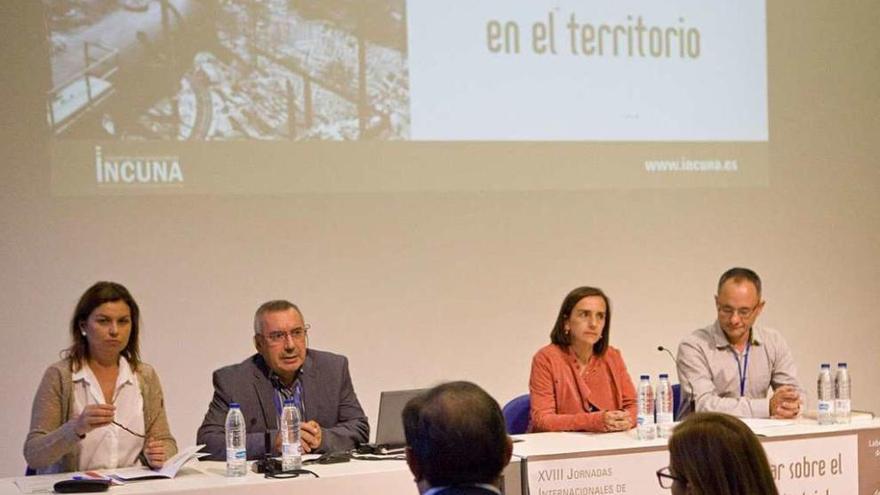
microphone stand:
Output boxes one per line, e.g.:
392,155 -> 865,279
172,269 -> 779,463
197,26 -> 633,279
657,345 -> 691,420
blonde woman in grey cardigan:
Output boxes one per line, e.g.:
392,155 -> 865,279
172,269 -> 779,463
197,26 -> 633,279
24,282 -> 177,474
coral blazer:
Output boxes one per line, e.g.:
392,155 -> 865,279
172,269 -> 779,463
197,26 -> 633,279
529,343 -> 637,432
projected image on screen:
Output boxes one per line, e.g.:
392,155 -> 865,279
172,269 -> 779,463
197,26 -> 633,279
41,0 -> 769,194
46,0 -> 409,141
408,1 -> 767,142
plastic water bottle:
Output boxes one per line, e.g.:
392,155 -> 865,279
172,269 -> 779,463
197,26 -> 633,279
280,399 -> 302,471
655,374 -> 674,438
225,403 -> 248,477
834,362 -> 851,424
636,375 -> 656,440
816,364 -> 834,425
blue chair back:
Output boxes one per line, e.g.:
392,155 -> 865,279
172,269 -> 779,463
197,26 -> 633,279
672,383 -> 682,421
502,394 -> 531,434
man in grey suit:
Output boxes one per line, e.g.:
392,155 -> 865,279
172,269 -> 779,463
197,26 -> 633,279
197,300 -> 368,459
403,381 -> 512,495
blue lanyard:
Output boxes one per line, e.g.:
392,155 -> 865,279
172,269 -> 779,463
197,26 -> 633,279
735,339 -> 751,397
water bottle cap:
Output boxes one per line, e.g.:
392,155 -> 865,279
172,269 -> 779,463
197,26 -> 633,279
837,362 -> 847,367
229,402 -> 241,409
659,373 -> 668,379
820,363 -> 830,368
640,374 -> 650,380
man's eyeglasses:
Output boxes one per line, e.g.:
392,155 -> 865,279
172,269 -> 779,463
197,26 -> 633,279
262,324 -> 310,345
656,466 -> 687,489
717,303 -> 760,319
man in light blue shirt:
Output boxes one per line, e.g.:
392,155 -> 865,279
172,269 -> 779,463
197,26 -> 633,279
677,268 -> 802,418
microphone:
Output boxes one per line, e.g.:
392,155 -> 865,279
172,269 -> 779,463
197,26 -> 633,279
657,345 -> 676,367
657,345 -> 690,420
254,431 -> 281,474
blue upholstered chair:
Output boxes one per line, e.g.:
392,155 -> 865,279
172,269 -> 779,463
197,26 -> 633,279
672,383 -> 682,421
502,394 -> 531,434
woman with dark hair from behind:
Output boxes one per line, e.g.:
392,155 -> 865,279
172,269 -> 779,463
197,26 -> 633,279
528,286 -> 636,433
657,412 -> 779,495
24,282 -> 177,474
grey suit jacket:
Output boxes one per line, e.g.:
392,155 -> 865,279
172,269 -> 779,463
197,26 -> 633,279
196,350 -> 368,459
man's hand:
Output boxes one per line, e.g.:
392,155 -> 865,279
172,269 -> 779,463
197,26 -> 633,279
770,385 -> 801,419
300,420 -> 322,453
603,410 -> 632,431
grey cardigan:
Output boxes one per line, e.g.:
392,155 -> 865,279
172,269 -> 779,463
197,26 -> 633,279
24,359 -> 178,474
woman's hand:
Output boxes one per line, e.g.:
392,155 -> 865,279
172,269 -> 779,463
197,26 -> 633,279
603,410 -> 632,432
144,438 -> 166,468
74,404 -> 116,437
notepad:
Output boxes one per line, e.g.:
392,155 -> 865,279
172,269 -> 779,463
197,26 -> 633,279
110,445 -> 208,481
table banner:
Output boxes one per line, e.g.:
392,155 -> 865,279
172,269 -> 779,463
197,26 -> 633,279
858,428 -> 880,494
526,450 -> 668,495
761,435 -> 858,495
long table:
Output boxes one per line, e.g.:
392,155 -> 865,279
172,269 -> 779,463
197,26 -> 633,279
3,456 -> 523,495
5,419 -> 878,495
512,418 -> 880,495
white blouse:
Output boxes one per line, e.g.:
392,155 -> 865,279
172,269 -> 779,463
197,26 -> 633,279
72,359 -> 145,470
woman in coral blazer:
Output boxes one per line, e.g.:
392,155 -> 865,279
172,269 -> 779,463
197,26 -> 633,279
529,286 -> 637,432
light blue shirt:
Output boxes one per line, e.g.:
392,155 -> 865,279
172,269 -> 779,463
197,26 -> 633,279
676,321 -> 801,418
